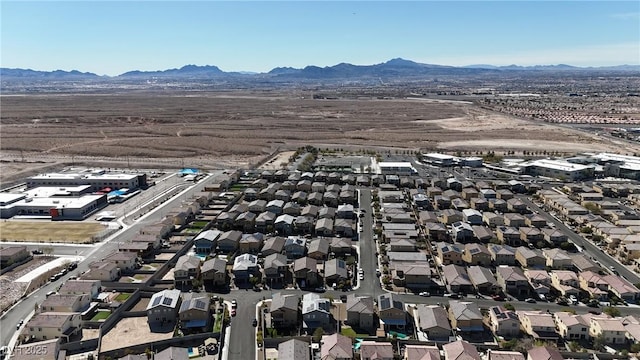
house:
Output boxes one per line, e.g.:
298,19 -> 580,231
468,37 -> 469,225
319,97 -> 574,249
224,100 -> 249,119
554,312 -> 590,340
275,189 -> 292,203
330,237 -> 353,256
307,238 -> 329,260
302,204 -> 320,218
193,230 -> 221,254
443,340 -> 481,360
437,242 -> 464,266
448,300 -> 483,332
489,245 -> 516,266
404,345 -> 440,360
323,192 -> 339,207
504,213 -> 525,228
315,218 -> 334,237
359,341 -> 394,360
467,266 -> 499,294
518,311 -> 558,340
325,258 -> 348,285
507,198 -> 528,213
217,230 -> 242,253
131,234 -> 161,251
83,261 -> 119,281
472,225 -> 495,242
275,214 -> 296,235
283,201 -> 301,216
278,339 -> 310,360
378,294 -> 406,328
201,257 -> 227,287
146,289 -> 181,326
266,199 -> 285,215
439,209 -> 463,225
294,215 -> 315,234
248,199 -> 267,213
346,294 -> 375,331
392,264 -> 431,289
40,294 -> 90,313
321,334 -> 353,360
496,266 -> 529,297
488,350 -> 524,360
103,251 -> 138,272
526,214 -> 548,228
261,236 -> 286,257
11,339 -> 61,360
294,257 -> 319,287
179,292 -> 210,331
336,204 -> 354,219
463,209 -> 483,225
24,312 -> 81,342
426,222 -> 448,242
462,243 -> 491,266
603,274 -> 640,302
270,293 -> 299,328
232,253 -> 258,282
174,255 -> 201,287
442,264 -> 474,294
302,293 -> 332,331
239,232 -> 263,254
154,347 -> 189,360
570,254 -> 599,273
524,270 -> 551,297
334,218 -> 355,237
542,228 -> 568,245
489,306 -> 520,338
578,271 -> 608,301
519,227 -> 543,245
264,253 -> 288,285
550,270 -> 580,297
285,236 -> 307,259
58,280 -> 101,299
452,221 -> 475,243
255,211 -> 277,233
589,317 -> 626,344
543,249 -> 573,269
497,226 -> 522,247
483,212 -> 504,228
415,304 -> 451,340
389,238 -> 417,252
318,207 -> 336,219
0,246 -> 30,268
527,347 -> 563,360
515,247 -> 545,268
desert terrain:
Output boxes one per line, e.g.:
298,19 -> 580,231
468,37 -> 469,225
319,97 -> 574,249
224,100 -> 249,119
1,92 -> 637,182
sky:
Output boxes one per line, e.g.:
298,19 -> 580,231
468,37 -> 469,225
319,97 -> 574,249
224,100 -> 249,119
1,1 -> 639,76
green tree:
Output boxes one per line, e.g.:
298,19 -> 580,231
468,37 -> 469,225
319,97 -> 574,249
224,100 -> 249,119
504,303 -> 515,311
630,342 -> 640,353
580,227 -> 593,234
592,334 -> 606,351
312,327 -> 324,342
603,306 -> 621,317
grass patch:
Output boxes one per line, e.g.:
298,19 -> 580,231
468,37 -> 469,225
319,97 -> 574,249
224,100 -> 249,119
91,311 -> 111,321
133,274 -> 146,280
115,293 -> 131,302
229,185 -> 247,191
190,221 -> 209,229
213,313 -> 223,333
0,221 -> 106,243
341,327 -> 357,338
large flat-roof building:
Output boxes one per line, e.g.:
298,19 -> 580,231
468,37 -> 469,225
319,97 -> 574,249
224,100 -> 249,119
0,190 -> 107,220
523,159 -> 594,181
423,153 -> 455,167
377,162 -> 418,175
26,170 -> 147,191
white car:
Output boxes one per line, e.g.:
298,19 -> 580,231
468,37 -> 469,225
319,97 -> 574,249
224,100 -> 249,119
419,292 -> 431,297
358,268 -> 364,275
359,273 -> 364,280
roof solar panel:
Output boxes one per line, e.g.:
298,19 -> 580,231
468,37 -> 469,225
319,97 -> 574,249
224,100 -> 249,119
152,296 -> 162,307
195,300 -> 206,310
162,297 -> 173,306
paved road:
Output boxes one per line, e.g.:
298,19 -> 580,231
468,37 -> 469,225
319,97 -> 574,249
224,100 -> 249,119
358,189 -> 384,299
519,195 -> 640,284
0,172 -> 221,348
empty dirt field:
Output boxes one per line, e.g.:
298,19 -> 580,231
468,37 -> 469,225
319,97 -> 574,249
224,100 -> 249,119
0,221 -> 107,243
1,92 -> 636,175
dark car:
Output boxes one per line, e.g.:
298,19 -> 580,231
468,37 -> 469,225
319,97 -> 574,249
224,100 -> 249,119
68,262 -> 78,270
252,319 -> 258,327
32,249 -> 43,255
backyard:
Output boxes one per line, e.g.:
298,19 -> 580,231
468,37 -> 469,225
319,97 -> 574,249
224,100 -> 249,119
91,311 -> 111,321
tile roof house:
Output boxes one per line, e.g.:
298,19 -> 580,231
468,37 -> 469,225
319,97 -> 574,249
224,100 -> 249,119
359,341 -> 394,360
589,317 -> 626,344
174,255 -> 201,287
518,311 -> 558,340
40,294 -> 90,313
278,339 -> 310,360
275,214 -> 296,235
255,211 -> 277,233
320,333 -> 353,360
392,263 -> 431,290
284,236 -> 307,259
516,247 -> 546,268
264,253 -> 289,284
524,270 -> 551,297
488,350 -> 525,360
489,306 -> 520,338
462,243 -> 491,266
346,295 -> 375,331
437,242 -> 464,266
154,347 -> 189,360
24,312 -> 81,342
293,257 -> 319,287
526,346 -> 563,360
603,274 -> 640,302
270,293 -> 299,328
550,270 -> 580,297
232,253 -> 258,282
84,261 -> 119,282
194,229 -> 221,254
58,280 -> 101,299
496,266 -> 529,297
261,236 -> 286,256
578,271 -> 608,301
179,292 -> 211,330
201,257 -> 227,287
570,254 -> 599,273
307,238 -> 330,260
217,230 -> 242,253
448,300 -> 483,332
415,304 -> 451,340
442,264 -> 474,294
146,289 -> 181,326
238,232 -> 263,253
302,293 -> 332,331
543,248 -> 573,269
467,265 -> 499,294
554,311 -> 591,340
489,245 -> 516,266
324,258 -> 348,284
403,345 -> 440,360
378,294 -> 406,328
443,340 -> 481,360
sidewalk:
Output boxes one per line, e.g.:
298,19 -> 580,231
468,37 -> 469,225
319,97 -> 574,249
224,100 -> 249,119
220,300 -> 232,360
14,256 -> 84,283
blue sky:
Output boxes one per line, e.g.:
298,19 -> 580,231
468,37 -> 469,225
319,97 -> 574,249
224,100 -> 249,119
1,1 -> 639,75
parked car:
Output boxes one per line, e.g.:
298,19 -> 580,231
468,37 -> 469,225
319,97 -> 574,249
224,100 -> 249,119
359,273 -> 364,280
31,249 -> 43,255
46,291 -> 56,297
313,287 -> 326,293
231,299 -> 237,308
419,292 -> 431,297
231,309 -> 236,317
16,319 -> 23,329
525,298 -> 537,304
252,318 -> 258,327
68,262 -> 78,270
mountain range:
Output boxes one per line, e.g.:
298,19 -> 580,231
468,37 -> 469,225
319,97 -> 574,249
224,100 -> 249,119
2,58 -> 639,81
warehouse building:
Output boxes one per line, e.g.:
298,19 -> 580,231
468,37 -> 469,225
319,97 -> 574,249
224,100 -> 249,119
26,170 -> 147,191
522,159 -> 594,181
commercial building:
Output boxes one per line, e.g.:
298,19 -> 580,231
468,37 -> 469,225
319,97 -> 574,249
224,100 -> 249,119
423,153 -> 455,167
377,162 -> 418,175
522,159 -> 594,181
26,170 -> 147,191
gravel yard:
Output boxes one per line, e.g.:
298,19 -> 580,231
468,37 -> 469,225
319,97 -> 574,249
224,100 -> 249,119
0,256 -> 56,312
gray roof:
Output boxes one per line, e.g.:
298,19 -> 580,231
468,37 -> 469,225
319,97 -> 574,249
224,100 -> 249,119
194,229 -> 222,242
271,293 -> 299,312
467,266 -> 497,287
233,253 -> 258,271
307,238 -> 330,255
293,257 -> 317,272
449,300 -> 482,321
261,236 -> 286,253
154,347 -> 189,360
378,293 -> 404,311
264,253 -> 288,269
417,304 -> 451,331
324,258 -> 347,279
278,339 -> 310,360
201,257 -> 226,274
175,255 -> 201,272
442,265 -> 472,287
346,295 -> 374,314
147,289 -> 181,310
179,293 -> 210,314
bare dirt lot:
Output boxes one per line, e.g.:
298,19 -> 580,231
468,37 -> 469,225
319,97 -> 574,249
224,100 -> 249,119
0,221 -> 107,243
1,92 -> 636,179
100,316 -> 174,352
